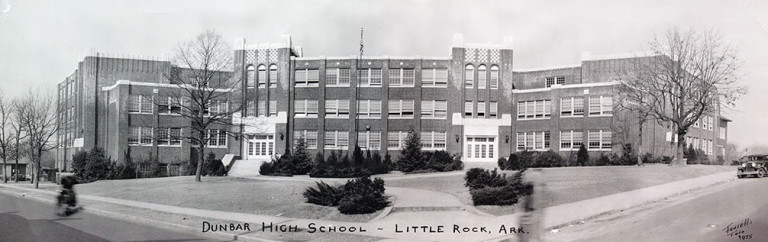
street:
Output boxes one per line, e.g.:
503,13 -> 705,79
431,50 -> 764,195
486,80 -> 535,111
0,191 -> 211,242
549,176 -> 768,242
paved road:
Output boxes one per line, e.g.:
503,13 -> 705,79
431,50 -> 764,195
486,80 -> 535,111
0,192 -> 211,242
549,177 -> 768,242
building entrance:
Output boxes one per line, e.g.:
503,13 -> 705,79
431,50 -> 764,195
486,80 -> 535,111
245,134 -> 274,160
465,136 -> 496,162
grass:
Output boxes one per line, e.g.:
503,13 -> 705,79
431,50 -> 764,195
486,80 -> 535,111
47,176 -> 382,223
385,164 -> 734,215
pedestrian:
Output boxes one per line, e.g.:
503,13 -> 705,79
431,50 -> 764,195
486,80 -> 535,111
56,175 -> 81,216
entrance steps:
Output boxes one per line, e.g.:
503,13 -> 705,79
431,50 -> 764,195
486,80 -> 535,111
227,159 -> 266,177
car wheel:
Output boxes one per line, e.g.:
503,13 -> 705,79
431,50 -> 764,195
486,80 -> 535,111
759,170 -> 766,178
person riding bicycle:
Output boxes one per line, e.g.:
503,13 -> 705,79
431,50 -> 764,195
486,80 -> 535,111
56,175 -> 79,216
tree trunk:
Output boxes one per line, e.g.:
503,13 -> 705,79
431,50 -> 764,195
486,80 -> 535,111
196,144 -> 204,182
14,136 -> 19,183
3,157 -> 6,183
34,155 -> 40,189
637,122 -> 643,166
675,131 -> 687,166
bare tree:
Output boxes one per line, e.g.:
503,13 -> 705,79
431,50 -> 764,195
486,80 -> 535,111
620,28 -> 746,166
165,30 -> 243,182
724,143 -> 744,164
616,79 -> 656,166
0,89 -> 11,182
16,90 -> 58,188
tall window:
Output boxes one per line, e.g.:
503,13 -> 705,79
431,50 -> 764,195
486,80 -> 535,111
388,100 -> 415,119
269,100 -> 277,117
324,131 -> 349,149
207,129 -> 227,147
257,65 -> 266,88
477,65 -> 487,89
325,100 -> 350,118
560,130 -> 584,150
357,131 -> 381,150
422,69 -> 448,87
517,100 -> 551,120
268,64 -> 278,88
158,97 -> 182,115
246,65 -> 256,88
128,127 -> 153,145
465,65 -> 474,88
387,131 -> 408,150
295,69 -> 319,87
294,100 -> 319,118
326,68 -> 351,87
560,97 -> 584,117
516,131 -> 550,151
588,130 -> 612,150
357,100 -> 382,119
421,100 -> 447,119
490,65 -> 499,89
128,95 -> 152,114
294,130 -> 318,149
205,100 -> 228,116
258,100 -> 266,117
157,128 -> 182,146
421,131 -> 447,150
489,102 -> 498,118
465,101 -> 473,117
545,76 -> 566,88
357,68 -> 382,86
388,68 -> 415,87
719,126 -> 726,140
588,96 -> 613,116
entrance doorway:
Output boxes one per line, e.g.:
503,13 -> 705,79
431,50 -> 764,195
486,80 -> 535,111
465,136 -> 496,162
245,134 -> 274,160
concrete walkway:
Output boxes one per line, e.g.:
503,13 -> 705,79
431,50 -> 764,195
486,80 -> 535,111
0,170 -> 736,242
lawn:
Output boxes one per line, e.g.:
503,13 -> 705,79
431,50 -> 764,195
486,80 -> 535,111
50,176 -> 382,223
385,164 -> 734,215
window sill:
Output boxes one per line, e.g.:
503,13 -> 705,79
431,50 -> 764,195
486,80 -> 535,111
128,144 -> 153,147
294,115 -> 319,118
324,147 -> 349,150
421,85 -> 447,88
388,117 -> 414,120
325,116 -> 350,119
129,112 -> 153,115
560,115 -> 584,118
357,116 -> 382,119
421,117 -> 447,120
326,85 -> 351,88
389,85 -> 416,88
517,118 -> 552,121
295,85 -> 320,88
588,114 -> 613,117
158,145 -> 182,147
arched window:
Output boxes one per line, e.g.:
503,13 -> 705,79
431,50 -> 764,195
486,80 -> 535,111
257,65 -> 266,88
477,65 -> 487,89
246,65 -> 256,88
464,64 -> 475,88
269,64 -> 278,88
490,65 -> 499,89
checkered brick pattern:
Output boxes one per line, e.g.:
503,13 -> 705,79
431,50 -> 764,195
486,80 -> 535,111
490,49 -> 501,63
246,50 -> 256,64
268,49 -> 278,63
257,50 -> 267,63
478,49 -> 488,62
466,48 -> 476,62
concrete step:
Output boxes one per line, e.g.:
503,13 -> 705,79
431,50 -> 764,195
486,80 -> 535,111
227,160 -> 266,177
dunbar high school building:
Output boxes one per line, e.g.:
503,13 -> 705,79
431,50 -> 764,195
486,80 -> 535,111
55,34 -> 730,176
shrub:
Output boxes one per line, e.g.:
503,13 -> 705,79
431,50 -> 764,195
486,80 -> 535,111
109,160 -> 137,180
464,168 -> 508,190
338,177 -> 390,214
259,161 -> 274,175
72,147 -> 113,183
592,154 -> 610,166
422,150 -> 463,172
303,181 -> 344,206
397,130 -> 424,172
533,150 -> 564,167
291,138 -> 313,175
204,153 -> 227,176
465,168 -> 531,206
576,144 -> 589,166
383,153 -> 393,170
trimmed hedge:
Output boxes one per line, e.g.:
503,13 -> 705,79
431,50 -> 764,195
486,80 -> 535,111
464,168 -> 531,206
303,181 -> 343,206
302,177 -> 390,214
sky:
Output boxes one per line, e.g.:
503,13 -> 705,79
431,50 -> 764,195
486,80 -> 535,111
0,0 -> 766,149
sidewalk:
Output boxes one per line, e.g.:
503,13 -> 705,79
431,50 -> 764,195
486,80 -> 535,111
0,170 -> 736,242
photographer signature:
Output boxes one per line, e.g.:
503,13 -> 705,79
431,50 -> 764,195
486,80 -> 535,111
723,218 -> 752,240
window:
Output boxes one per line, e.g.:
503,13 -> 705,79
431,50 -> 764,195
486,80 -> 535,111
693,137 -> 700,149
560,130 -> 584,150
205,100 -> 228,116
587,130 -> 612,150
422,69 -> 448,87
477,101 -> 486,117
325,100 -> 350,118
421,131 -> 447,150
465,65 -> 474,88
517,100 -> 552,120
489,102 -> 498,118
248,135 -> 274,157
257,65 -> 266,88
387,131 -> 408,150
269,100 -> 277,117
388,100 -> 414,119
129,127 -> 152,146
258,100 -> 266,117
157,128 -> 182,146
357,100 -> 382,119
268,64 -> 278,88
158,97 -> 182,115
388,68 -> 415,87
490,66 -> 499,89
357,68 -> 382,87
477,65 -> 487,89
294,100 -> 318,118
326,68 -> 351,87
588,96 -> 613,116
693,119 -> 700,128
516,131 -> 550,151
465,101 -> 473,117
295,69 -> 319,87
129,95 -> 152,113
324,131 -> 349,149
707,139 -> 713,155
357,131 -> 381,150
247,65 -> 256,88
206,129 -> 227,147
719,126 -> 726,140
421,100 -> 447,119
545,76 -> 566,88
560,97 -> 584,117
294,130 -> 318,149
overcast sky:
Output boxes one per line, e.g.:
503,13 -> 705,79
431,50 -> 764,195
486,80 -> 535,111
0,0 -> 766,149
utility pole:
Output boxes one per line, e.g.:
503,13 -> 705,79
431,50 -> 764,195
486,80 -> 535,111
355,28 -> 364,150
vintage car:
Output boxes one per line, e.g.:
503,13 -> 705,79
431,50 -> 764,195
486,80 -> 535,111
737,161 -> 767,179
